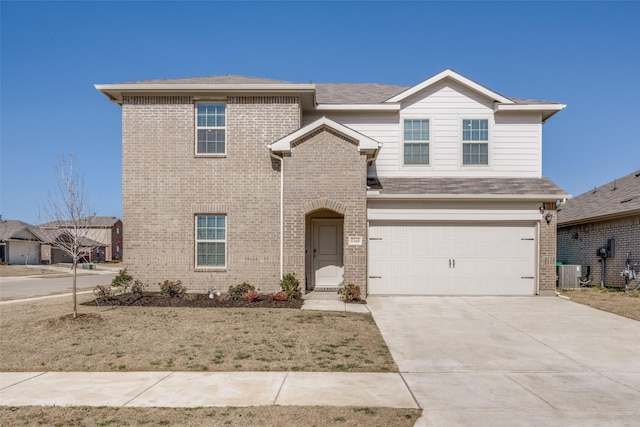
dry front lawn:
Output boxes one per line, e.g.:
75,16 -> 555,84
560,287 -> 640,321
0,294 -> 397,373
0,406 -> 421,427
0,264 -> 70,278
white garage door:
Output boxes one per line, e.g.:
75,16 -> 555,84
368,222 -> 536,295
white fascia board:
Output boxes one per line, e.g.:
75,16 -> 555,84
385,69 -> 513,104
94,83 -> 316,91
315,104 -> 400,111
367,192 -> 567,202
94,83 -> 316,103
495,104 -> 566,112
270,116 -> 380,153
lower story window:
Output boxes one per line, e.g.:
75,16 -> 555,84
463,143 -> 488,165
404,143 -> 429,165
196,215 -> 226,267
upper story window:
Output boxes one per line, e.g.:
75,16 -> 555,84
196,103 -> 226,155
403,119 -> 430,165
462,119 -> 489,165
196,215 -> 226,268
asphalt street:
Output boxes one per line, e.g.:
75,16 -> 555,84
0,271 -> 117,301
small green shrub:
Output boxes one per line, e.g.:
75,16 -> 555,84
159,280 -> 186,298
111,268 -> 133,293
269,291 -> 289,301
241,291 -> 262,302
338,283 -> 361,302
280,273 -> 301,299
228,282 -> 255,300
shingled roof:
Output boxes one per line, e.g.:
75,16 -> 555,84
39,216 -> 120,228
103,73 -> 561,106
315,83 -> 408,104
557,169 -> 640,226
367,177 -> 567,201
123,75 -> 298,85
0,220 -> 41,241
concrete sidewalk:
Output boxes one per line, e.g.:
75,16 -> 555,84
0,371 -> 418,409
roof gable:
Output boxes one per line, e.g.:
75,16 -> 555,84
269,117 -> 380,153
558,169 -> 640,226
385,69 -> 513,104
0,220 -> 41,242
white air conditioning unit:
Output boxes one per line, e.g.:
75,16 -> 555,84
557,265 -> 582,289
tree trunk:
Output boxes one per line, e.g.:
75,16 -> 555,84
72,261 -> 78,318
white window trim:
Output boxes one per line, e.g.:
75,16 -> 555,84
195,102 -> 227,157
460,116 -> 491,167
400,116 -> 431,168
194,214 -> 227,270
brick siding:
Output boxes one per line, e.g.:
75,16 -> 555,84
558,214 -> 640,288
539,202 -> 559,295
122,96 -> 299,292
282,128 -> 368,292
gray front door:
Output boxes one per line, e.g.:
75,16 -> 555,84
312,219 -> 344,288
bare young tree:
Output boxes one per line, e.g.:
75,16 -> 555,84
40,155 -> 97,318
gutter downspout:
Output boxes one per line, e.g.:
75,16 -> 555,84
366,143 -> 383,166
269,149 -> 284,280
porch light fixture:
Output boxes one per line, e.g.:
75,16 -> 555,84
545,212 -> 553,224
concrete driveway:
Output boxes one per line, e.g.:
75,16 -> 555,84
367,296 -> 640,426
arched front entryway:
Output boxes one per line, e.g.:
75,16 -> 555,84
306,209 -> 344,291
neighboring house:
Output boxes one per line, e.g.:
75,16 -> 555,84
96,69 -> 567,296
39,216 -> 123,262
0,220 -> 42,265
37,228 -> 107,265
557,170 -> 640,288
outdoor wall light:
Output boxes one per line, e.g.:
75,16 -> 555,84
545,212 -> 553,224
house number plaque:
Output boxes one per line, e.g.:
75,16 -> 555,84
348,236 -> 363,246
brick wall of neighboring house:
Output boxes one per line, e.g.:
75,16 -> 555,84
122,95 -> 299,292
111,220 -> 123,261
282,127 -> 368,292
557,214 -> 640,288
539,202 -> 559,295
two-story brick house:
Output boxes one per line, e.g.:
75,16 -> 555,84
97,69 -> 566,295
40,216 -> 123,262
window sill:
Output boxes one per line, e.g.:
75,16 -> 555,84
401,164 -> 431,168
195,154 -> 227,158
194,267 -> 227,272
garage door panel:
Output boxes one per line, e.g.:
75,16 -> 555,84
369,223 -> 536,295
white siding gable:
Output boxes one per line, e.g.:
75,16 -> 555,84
305,79 -> 543,179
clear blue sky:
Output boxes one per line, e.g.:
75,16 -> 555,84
2,1 -> 639,224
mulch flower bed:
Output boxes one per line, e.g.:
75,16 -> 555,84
84,292 -> 304,309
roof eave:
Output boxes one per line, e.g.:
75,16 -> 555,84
367,192 -> 568,202
558,209 -> 640,228
495,103 -> 567,122
94,83 -> 316,104
315,103 -> 400,112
